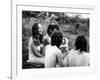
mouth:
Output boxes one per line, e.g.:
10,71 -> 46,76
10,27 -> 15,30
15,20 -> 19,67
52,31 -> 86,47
39,31 -> 43,34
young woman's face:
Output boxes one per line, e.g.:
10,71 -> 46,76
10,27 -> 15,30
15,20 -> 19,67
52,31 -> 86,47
38,24 -> 43,35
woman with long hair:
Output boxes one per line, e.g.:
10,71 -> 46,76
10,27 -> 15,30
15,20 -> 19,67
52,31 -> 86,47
63,35 -> 90,67
27,23 -> 44,65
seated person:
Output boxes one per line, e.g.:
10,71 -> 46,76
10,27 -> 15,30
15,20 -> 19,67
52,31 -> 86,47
42,38 -> 50,56
27,23 -> 44,64
59,37 -> 69,54
45,30 -> 64,68
43,24 -> 60,44
42,24 -> 60,56
63,35 -> 90,67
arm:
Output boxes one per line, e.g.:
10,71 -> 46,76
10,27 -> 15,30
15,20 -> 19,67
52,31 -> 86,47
57,52 -> 64,67
31,44 -> 43,57
28,38 -> 43,57
64,37 -> 69,52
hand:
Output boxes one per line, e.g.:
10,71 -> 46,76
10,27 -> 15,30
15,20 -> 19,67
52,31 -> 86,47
63,52 -> 68,59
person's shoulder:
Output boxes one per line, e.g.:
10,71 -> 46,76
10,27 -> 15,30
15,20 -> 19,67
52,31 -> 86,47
64,37 -> 68,41
29,36 -> 32,41
63,37 -> 69,46
45,45 -> 51,49
58,48 -> 62,53
80,52 -> 90,64
83,52 -> 90,59
69,49 -> 76,54
55,48 -> 63,58
54,47 -> 62,56
48,46 -> 61,54
45,45 -> 52,52
67,49 -> 76,57
28,37 -> 34,46
64,37 -> 68,42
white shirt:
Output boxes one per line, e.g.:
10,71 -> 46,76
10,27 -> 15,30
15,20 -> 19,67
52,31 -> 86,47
45,45 -> 63,67
63,49 -> 90,67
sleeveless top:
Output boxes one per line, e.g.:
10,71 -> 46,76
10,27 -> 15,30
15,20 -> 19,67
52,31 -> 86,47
28,37 -> 41,60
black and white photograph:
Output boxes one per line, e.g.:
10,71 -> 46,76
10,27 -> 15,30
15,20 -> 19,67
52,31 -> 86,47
1,0 -> 99,80
22,10 -> 90,69
11,1 -> 97,79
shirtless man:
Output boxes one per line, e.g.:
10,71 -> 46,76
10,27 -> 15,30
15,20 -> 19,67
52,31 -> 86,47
45,30 -> 64,68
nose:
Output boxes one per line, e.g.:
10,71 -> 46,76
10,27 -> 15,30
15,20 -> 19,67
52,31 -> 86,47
38,28 -> 43,34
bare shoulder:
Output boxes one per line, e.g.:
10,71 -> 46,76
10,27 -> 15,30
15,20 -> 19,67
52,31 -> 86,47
28,37 -> 35,48
56,48 -> 63,58
68,49 -> 76,55
83,52 -> 90,59
28,37 -> 33,44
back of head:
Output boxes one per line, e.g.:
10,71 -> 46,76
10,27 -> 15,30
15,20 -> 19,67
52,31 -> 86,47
47,24 -> 59,36
51,30 -> 63,48
75,35 -> 87,52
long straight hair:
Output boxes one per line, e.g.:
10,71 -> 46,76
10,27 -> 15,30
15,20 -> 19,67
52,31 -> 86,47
32,23 -> 43,45
75,35 -> 87,52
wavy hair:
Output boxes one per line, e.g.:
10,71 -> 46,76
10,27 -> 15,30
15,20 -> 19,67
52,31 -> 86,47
47,24 -> 59,36
32,23 -> 43,45
51,30 -> 63,48
75,35 -> 87,52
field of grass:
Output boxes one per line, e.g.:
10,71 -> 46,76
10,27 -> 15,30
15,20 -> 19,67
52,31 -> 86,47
22,15 -> 89,69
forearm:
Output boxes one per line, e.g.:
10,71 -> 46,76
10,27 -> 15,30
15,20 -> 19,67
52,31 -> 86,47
35,52 -> 44,57
57,55 -> 64,67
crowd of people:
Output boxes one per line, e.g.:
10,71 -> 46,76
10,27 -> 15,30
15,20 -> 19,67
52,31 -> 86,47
27,22 -> 90,68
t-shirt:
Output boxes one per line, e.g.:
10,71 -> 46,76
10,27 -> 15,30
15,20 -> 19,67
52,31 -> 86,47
63,49 -> 90,67
45,45 -> 63,67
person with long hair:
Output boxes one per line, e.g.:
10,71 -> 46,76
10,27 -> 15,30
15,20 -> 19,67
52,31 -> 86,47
43,24 -> 60,44
45,30 -> 64,67
63,35 -> 90,67
42,24 -> 60,56
27,23 -> 44,65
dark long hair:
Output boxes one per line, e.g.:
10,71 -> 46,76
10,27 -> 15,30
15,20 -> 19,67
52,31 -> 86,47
75,35 -> 87,52
51,30 -> 63,48
47,24 -> 59,36
32,23 -> 43,45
